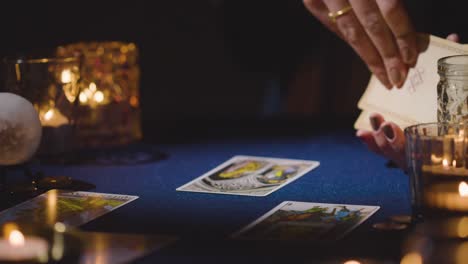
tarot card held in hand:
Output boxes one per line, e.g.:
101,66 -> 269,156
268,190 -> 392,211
176,155 -> 319,196
232,201 -> 379,241
0,190 -> 138,227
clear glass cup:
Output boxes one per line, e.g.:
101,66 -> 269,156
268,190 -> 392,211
405,122 -> 468,222
2,56 -> 81,159
437,55 -> 468,123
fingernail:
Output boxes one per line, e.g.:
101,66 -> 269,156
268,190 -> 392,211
389,68 -> 402,87
370,116 -> 380,131
401,47 -> 414,64
383,124 -> 395,140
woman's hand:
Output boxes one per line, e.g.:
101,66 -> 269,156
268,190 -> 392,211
303,0 -> 417,89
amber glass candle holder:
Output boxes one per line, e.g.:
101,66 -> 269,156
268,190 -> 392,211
56,41 -> 141,149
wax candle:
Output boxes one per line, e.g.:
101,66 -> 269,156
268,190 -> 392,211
0,230 -> 48,262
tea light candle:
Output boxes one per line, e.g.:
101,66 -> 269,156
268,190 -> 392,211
425,181 -> 468,212
0,230 -> 48,262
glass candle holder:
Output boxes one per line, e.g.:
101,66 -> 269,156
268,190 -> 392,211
2,56 -> 81,158
55,41 -> 141,149
405,122 -> 468,221
437,55 -> 468,123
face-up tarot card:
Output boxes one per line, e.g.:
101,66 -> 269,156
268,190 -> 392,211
232,201 -> 379,242
176,155 -> 319,196
0,190 -> 138,227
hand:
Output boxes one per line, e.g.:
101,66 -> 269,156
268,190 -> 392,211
354,34 -> 461,170
303,0 -> 417,89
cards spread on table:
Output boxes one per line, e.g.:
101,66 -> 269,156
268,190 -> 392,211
232,201 -> 379,242
355,34 -> 468,130
176,155 -> 319,196
0,190 -> 138,227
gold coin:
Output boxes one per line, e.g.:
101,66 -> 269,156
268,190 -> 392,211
389,215 -> 412,224
372,222 -> 408,231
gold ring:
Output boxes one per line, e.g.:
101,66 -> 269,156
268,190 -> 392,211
328,5 -> 353,23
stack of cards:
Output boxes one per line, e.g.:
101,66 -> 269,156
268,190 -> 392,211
178,155 -> 380,241
354,34 -> 468,131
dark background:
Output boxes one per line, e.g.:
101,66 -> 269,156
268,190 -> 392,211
0,0 -> 466,141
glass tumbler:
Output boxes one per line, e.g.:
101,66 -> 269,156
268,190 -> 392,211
405,122 -> 468,222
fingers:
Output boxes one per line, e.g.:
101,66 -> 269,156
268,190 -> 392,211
321,0 -> 392,89
446,33 -> 460,43
350,0 -> 408,88
375,0 -> 418,66
303,0 -> 418,89
356,113 -> 407,169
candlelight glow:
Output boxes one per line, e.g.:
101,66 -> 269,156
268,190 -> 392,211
453,160 -> 457,167
44,109 -> 55,121
94,91 -> 104,103
459,182 -> 468,197
457,217 -> 468,238
400,252 -> 422,264
431,154 -> 442,163
443,159 -> 449,167
9,230 -> 25,247
89,82 -> 97,92
343,260 -> 361,264
61,69 -> 72,83
79,92 -> 88,103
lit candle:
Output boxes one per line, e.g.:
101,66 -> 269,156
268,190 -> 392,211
0,229 -> 48,262
425,181 -> 468,212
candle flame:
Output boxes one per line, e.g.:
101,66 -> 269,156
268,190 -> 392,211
61,69 -> 72,83
79,92 -> 88,103
443,159 -> 449,167
94,91 -> 104,103
89,82 -> 97,92
9,230 -> 25,247
453,160 -> 457,167
44,109 -> 55,121
459,182 -> 468,197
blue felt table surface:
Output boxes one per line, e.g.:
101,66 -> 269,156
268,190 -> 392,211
35,129 -> 410,263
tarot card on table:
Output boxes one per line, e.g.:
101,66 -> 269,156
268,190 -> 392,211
0,190 -> 138,227
176,155 -> 319,196
232,201 -> 379,242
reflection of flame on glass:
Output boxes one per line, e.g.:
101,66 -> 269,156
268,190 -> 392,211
61,69 -> 72,83
459,182 -> 468,197
44,109 -> 55,121
9,230 -> 25,247
47,190 -> 57,225
400,252 -> 422,264
431,154 -> 443,163
457,217 -> 468,238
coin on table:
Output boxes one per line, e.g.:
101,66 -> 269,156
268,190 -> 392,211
389,215 -> 412,224
372,221 -> 408,231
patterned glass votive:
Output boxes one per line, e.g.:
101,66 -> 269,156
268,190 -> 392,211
2,56 -> 81,157
56,41 -> 141,148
